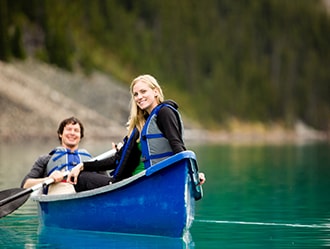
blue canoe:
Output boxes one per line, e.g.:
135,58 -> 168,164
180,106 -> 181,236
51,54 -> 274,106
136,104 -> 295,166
32,150 -> 203,238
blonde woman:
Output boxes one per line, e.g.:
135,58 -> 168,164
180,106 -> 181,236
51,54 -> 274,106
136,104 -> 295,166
68,75 -> 205,191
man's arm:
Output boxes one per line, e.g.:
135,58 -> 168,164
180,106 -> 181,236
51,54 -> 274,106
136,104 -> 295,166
21,155 -> 50,188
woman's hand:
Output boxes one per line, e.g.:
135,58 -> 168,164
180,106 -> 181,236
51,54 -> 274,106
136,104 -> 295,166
112,142 -> 123,151
198,172 -> 206,185
67,163 -> 84,185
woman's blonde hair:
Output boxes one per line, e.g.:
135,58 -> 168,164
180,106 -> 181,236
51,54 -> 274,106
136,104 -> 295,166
127,74 -> 164,136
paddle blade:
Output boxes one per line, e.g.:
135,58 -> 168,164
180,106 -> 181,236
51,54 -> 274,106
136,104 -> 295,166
0,188 -> 31,218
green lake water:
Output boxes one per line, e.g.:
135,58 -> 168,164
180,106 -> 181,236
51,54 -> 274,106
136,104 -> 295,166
0,141 -> 329,248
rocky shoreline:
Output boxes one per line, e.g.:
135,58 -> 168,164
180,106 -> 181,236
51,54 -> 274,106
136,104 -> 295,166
0,59 -> 328,144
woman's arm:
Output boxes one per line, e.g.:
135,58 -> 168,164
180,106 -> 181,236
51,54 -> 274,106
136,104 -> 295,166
158,106 -> 206,186
83,156 -> 116,171
157,106 -> 186,153
66,151 -> 120,185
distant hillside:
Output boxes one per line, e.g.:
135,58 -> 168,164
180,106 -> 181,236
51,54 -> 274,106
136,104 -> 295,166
0,59 -> 128,141
1,1 -> 329,132
0,59 -> 207,142
0,59 -> 327,144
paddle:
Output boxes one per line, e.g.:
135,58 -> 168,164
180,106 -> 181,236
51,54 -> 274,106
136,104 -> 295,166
0,177 -> 56,218
0,147 -> 118,218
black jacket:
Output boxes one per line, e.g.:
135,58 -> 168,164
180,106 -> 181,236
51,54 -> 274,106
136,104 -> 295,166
83,100 -> 185,181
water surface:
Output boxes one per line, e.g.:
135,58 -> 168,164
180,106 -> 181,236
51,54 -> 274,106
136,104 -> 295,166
0,141 -> 329,248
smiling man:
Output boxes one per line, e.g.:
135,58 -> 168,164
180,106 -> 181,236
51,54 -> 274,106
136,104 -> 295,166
21,117 -> 92,194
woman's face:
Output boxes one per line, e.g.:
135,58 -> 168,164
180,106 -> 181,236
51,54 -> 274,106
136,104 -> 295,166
132,81 -> 159,114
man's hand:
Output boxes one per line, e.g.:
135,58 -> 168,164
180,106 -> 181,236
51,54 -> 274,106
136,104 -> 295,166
49,170 -> 65,183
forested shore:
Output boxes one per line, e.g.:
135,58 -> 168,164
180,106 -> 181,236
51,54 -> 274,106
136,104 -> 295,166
0,0 -> 329,135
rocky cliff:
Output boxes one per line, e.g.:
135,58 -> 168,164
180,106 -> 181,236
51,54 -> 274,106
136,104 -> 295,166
0,59 -> 128,142
0,59 -> 327,144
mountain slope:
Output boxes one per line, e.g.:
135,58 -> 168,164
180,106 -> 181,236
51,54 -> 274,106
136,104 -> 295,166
0,59 -> 127,141
0,59 -> 326,143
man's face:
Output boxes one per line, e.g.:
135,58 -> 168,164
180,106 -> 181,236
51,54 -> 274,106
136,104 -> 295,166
60,123 -> 81,150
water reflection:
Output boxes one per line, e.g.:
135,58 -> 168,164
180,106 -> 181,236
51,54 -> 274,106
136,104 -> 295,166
38,227 -> 193,249
193,219 -> 330,248
0,200 -> 39,248
190,143 -> 330,248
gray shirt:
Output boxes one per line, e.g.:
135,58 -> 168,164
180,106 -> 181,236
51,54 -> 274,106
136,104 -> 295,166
20,154 -> 51,187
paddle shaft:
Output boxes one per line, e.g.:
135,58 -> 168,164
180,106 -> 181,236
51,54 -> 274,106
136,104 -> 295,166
0,188 -> 32,207
0,177 -> 54,207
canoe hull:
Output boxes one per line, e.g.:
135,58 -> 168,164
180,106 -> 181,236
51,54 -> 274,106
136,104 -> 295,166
33,151 -> 201,237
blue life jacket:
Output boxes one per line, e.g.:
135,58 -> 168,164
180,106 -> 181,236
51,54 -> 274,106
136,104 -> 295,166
140,103 -> 183,169
46,147 -> 92,176
112,103 -> 183,179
